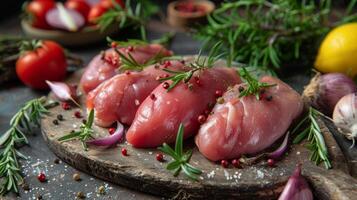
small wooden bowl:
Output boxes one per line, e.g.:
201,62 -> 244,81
167,0 -> 215,29
21,20 -> 119,47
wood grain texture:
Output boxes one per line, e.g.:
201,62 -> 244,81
41,69 -> 357,199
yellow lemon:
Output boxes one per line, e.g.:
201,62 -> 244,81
315,23 -> 357,77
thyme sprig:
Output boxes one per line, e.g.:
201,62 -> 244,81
58,109 -> 95,151
158,124 -> 202,181
238,68 -> 276,100
97,0 -> 158,41
0,97 -> 53,195
292,107 -> 331,169
159,42 -> 223,92
194,0 -> 357,72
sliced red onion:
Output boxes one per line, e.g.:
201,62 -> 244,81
46,80 -> 79,107
87,122 -> 124,146
268,132 -> 289,160
46,3 -> 85,31
303,73 -> 357,116
278,165 -> 313,200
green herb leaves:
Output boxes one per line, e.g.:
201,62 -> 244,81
0,97 -> 51,195
238,68 -> 276,100
58,109 -> 95,151
292,107 -> 331,169
158,124 -> 202,180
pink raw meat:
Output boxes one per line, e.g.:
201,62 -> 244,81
195,76 -> 303,161
80,44 -> 172,93
126,66 -> 241,148
86,61 -> 186,127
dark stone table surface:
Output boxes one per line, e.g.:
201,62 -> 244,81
0,14 -> 355,200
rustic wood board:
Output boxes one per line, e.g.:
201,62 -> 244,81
41,68 -> 357,199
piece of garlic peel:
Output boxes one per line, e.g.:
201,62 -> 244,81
57,3 -> 78,32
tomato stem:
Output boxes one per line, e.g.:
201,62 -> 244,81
19,40 -> 42,54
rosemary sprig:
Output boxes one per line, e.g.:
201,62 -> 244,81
292,107 -> 331,169
97,0 -> 159,40
238,67 -> 276,100
58,109 -> 95,151
194,0 -> 357,72
0,97 -> 52,195
158,124 -> 202,181
159,42 -> 223,92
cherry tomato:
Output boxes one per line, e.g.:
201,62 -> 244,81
26,0 -> 55,29
65,0 -> 91,21
100,0 -> 125,9
16,40 -> 67,90
87,3 -> 108,24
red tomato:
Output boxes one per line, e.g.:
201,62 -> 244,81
16,41 -> 67,90
65,0 -> 91,21
87,3 -> 108,24
26,0 -> 55,29
100,0 -> 125,9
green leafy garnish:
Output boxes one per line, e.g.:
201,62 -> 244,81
158,124 -> 202,181
159,42 -> 223,92
0,97 -> 53,195
238,68 -> 276,100
58,109 -> 95,151
292,107 -> 331,169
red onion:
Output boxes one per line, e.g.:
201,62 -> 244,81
87,121 -> 124,146
303,73 -> 357,116
46,3 -> 85,31
278,165 -> 313,200
268,132 -> 289,160
333,93 -> 357,148
46,80 -> 80,106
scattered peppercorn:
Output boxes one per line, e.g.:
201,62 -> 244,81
98,185 -> 106,195
232,159 -> 241,168
180,60 -> 185,64
154,64 -> 160,69
36,194 -> 43,200
127,46 -> 134,52
57,114 -> 64,121
74,111 -> 82,118
125,70 -> 131,75
221,160 -> 229,168
76,191 -> 85,199
111,42 -> 117,48
266,95 -> 273,101
73,173 -> 81,181
22,183 -> 30,191
121,148 -> 128,156
238,86 -> 244,92
195,79 -> 201,86
150,93 -> 156,100
52,119 -> 59,125
82,119 -> 87,124
163,82 -> 170,89
37,172 -> 46,182
108,127 -> 116,135
197,115 -> 206,124
61,102 -> 71,110
156,153 -> 164,162
215,90 -> 223,97
267,158 -> 275,167
217,97 -> 225,104
54,158 -> 60,164
163,60 -> 171,68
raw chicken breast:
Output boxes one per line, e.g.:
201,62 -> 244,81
86,61 -> 186,127
80,44 -> 172,93
126,67 -> 241,148
195,76 -> 303,161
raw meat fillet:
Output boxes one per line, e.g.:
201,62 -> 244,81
86,61 -> 186,127
80,44 -> 172,93
195,76 -> 303,161
126,66 -> 241,148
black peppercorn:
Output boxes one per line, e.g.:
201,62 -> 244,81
57,114 -> 64,121
52,119 -> 59,125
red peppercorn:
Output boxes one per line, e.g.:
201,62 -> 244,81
197,115 -> 206,124
108,127 -> 116,135
163,60 -> 171,68
111,42 -> 117,48
215,90 -> 223,97
156,153 -> 164,162
121,148 -> 128,156
163,82 -> 170,89
127,46 -> 134,52
232,159 -> 240,168
221,160 -> 229,168
37,172 -> 46,182
195,80 -> 201,86
74,111 -> 82,118
267,158 -> 275,167
125,70 -> 131,75
150,93 -> 156,100
61,102 -> 71,110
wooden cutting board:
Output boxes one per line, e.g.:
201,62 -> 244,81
41,67 -> 357,200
